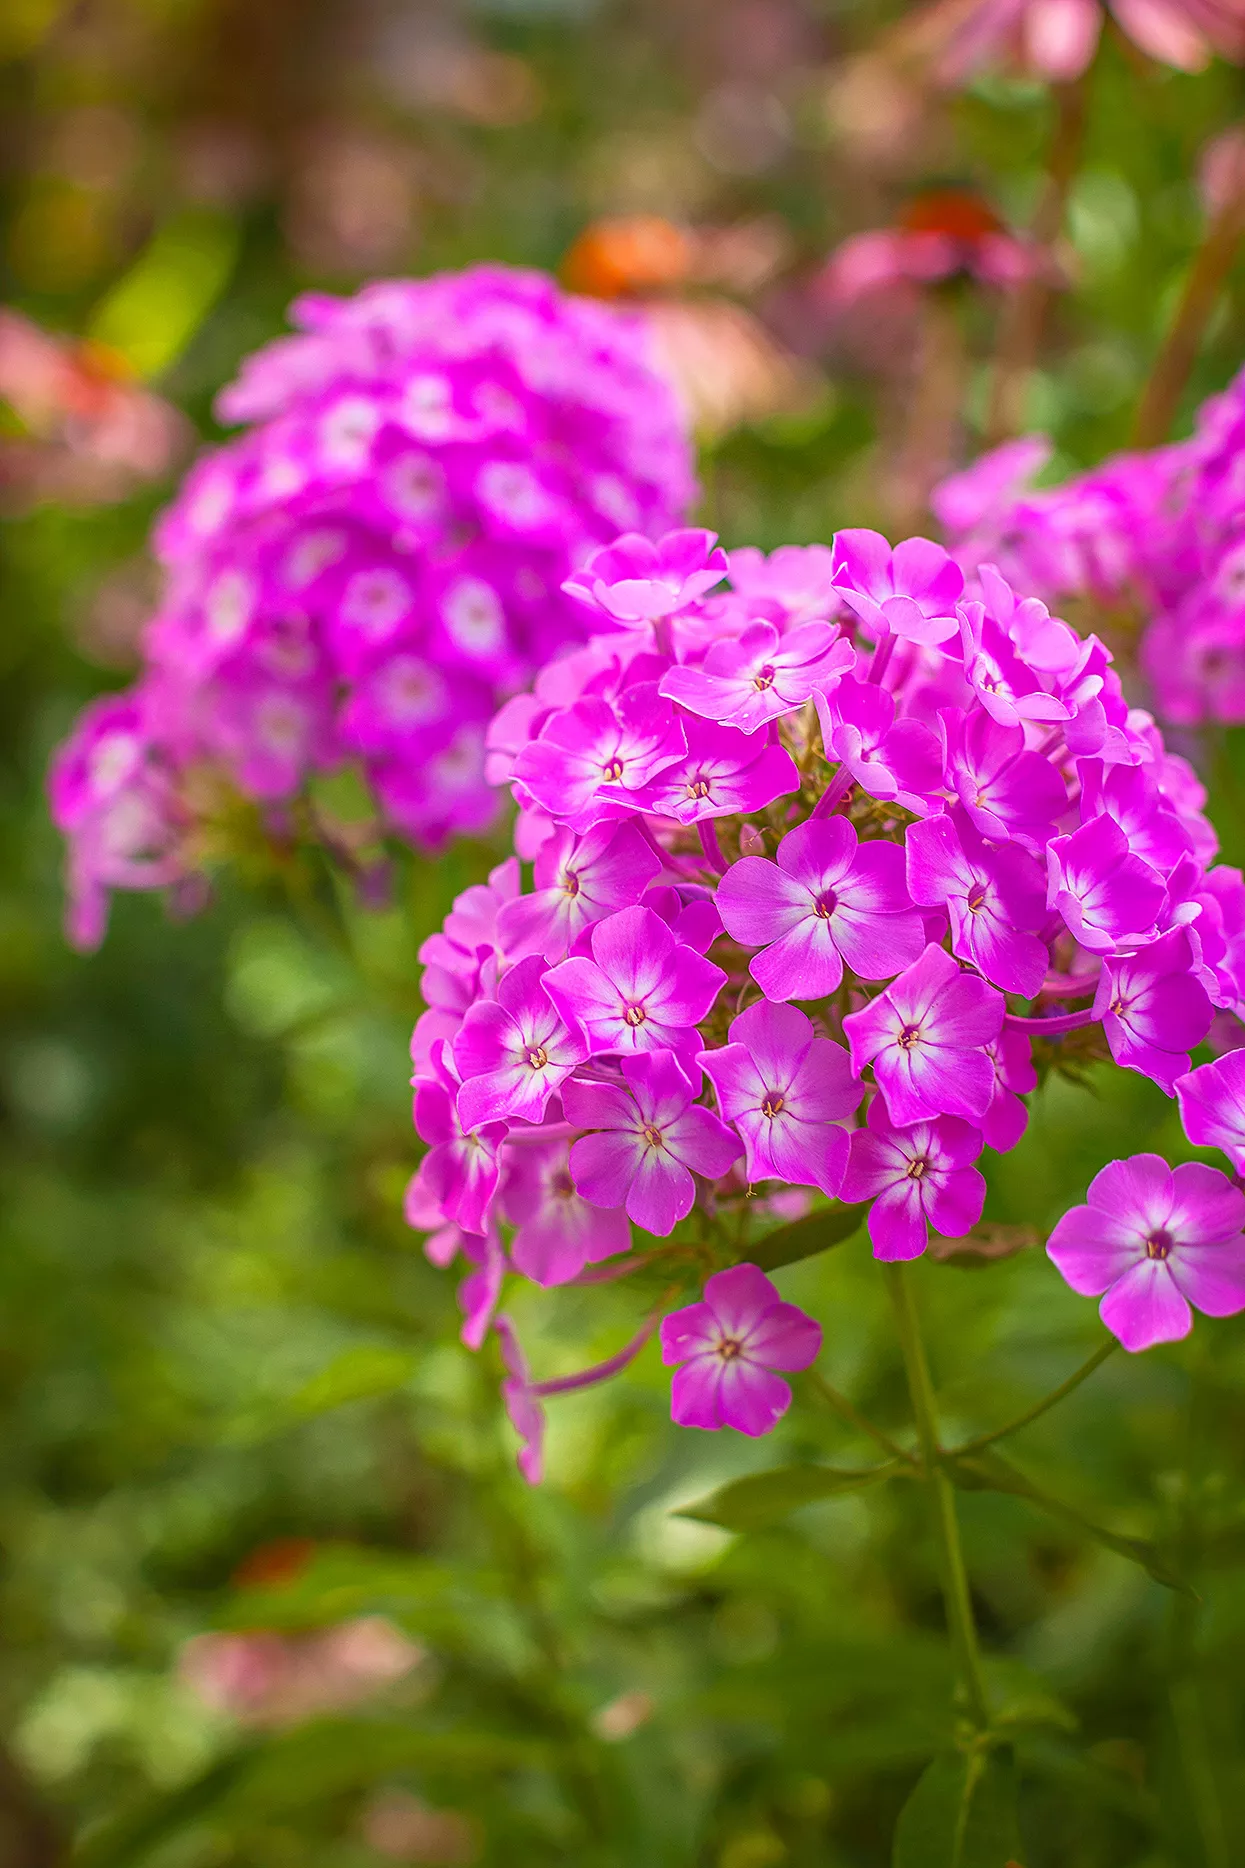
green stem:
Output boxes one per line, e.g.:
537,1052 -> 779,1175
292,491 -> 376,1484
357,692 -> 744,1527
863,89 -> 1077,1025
952,1338 -> 1117,1457
809,1370 -> 917,1468
884,1263 -> 990,1733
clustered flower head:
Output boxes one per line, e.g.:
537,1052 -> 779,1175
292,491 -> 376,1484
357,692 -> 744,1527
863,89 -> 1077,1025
49,265 -> 694,948
933,365 -> 1245,733
407,521 -> 1245,1476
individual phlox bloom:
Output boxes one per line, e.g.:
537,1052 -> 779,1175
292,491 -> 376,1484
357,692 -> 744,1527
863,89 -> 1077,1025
630,717 -> 800,825
1081,758 -> 1194,876
412,1053 -> 508,1235
564,1049 -> 742,1235
1047,815 -> 1166,953
956,596 -> 1071,728
1177,1051 -> 1245,1170
905,810 -> 1049,996
727,543 -> 840,624
840,1099 -> 986,1260
563,528 -> 728,623
659,618 -> 855,731
831,530 -> 963,646
544,905 -> 727,1056
659,1263 -> 821,1434
716,817 -> 925,1001
498,821 -> 661,962
699,1000 -> 861,1196
453,956 -> 589,1130
939,706 -> 1069,851
495,1316 -> 545,1483
813,677 -> 942,812
1094,929 -> 1213,1094
842,943 -> 1005,1126
499,1137 -> 631,1285
981,1026 -> 1037,1153
1047,1154 -> 1245,1351
513,683 -> 686,827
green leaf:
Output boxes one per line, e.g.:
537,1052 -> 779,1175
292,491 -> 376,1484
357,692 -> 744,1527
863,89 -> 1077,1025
943,1448 -> 1191,1593
73,1749 -> 258,1868
750,1202 -> 863,1271
893,1747 -> 1021,1868
677,1459 -> 904,1532
286,1345 -> 419,1417
87,209 -> 241,378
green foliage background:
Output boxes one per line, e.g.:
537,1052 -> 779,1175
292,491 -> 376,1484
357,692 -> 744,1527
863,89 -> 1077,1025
3,2 -> 1245,1863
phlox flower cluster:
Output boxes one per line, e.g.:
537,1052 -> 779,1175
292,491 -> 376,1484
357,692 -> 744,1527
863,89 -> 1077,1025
49,266 -> 693,948
407,523 -> 1245,1477
933,365 -> 1245,730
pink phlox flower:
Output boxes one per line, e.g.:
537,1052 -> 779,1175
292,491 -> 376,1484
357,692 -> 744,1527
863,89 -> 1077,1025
956,601 -> 1071,731
717,817 -> 925,1001
939,706 -> 1070,852
495,1316 -> 546,1483
930,436 -> 1052,540
1047,1154 -> 1245,1352
513,683 -> 687,829
639,883 -> 723,955
628,717 -> 800,824
842,943 -> 1005,1126
453,956 -> 590,1130
813,677 -> 943,814
698,1001 -> 861,1197
1189,865 -> 1245,1010
1046,815 -> 1166,953
659,1264 -> 821,1435
982,1026 -> 1038,1153
485,692 -> 549,789
563,528 -> 728,623
905,809 -> 1050,996
726,544 -> 842,625
564,1049 -> 742,1236
412,1045 -> 508,1235
659,618 -> 855,731
1177,1050 -> 1245,1170
499,1136 -> 631,1286
1078,758 -> 1194,876
1094,928 -> 1214,1094
498,821 -> 661,963
840,1098 -> 986,1261
831,530 -> 964,646
544,904 -> 727,1057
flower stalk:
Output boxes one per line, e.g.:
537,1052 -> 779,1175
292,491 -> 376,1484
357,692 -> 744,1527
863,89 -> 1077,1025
884,1262 -> 991,1733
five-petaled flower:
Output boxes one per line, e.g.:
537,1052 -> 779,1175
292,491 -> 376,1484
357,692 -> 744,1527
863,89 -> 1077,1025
1047,1155 -> 1245,1351
699,1001 -> 861,1197
545,905 -> 726,1057
660,1265 -> 822,1435
840,1101 -> 986,1260
842,944 -> 1005,1126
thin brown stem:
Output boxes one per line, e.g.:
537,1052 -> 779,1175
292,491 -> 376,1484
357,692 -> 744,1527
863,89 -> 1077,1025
1133,184 -> 1245,447
885,287 -> 967,535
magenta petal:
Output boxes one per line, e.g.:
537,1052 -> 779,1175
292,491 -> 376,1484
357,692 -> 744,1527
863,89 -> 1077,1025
1047,1205 -> 1142,1295
742,1302 -> 822,1370
1099,1259 -> 1193,1351
660,1301 -> 719,1365
626,1150 -> 695,1236
670,1356 -> 725,1428
703,1263 -> 782,1335
868,1184 -> 929,1261
716,1360 -> 793,1435
1169,1238 -> 1245,1317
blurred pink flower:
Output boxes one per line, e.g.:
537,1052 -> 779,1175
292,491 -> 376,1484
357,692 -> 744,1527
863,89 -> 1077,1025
817,191 -> 1049,308
179,1616 -> 424,1728
914,0 -> 1245,84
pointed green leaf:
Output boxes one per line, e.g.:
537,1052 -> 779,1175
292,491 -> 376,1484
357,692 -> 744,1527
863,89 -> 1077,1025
677,1459 -> 904,1532
943,1448 -> 1191,1594
750,1202 -> 863,1271
893,1747 -> 1021,1868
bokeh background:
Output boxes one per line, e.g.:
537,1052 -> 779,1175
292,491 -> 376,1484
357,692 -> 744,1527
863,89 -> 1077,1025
4,2 -> 1245,1864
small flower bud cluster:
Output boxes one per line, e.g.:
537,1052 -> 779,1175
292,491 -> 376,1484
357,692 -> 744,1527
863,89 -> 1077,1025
408,524 -> 1245,1473
49,266 -> 694,948
933,366 -> 1245,730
